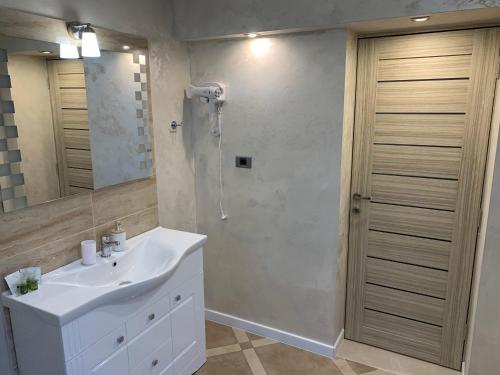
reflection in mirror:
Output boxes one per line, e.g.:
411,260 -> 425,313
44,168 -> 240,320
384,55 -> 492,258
0,34 -> 152,213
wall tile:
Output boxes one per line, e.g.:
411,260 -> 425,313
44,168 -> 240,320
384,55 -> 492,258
0,229 -> 96,288
92,177 -> 157,226
0,193 -> 93,259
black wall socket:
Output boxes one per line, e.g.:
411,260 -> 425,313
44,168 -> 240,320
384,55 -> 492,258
236,156 -> 252,169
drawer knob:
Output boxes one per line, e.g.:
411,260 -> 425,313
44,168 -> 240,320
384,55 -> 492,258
148,313 -> 155,321
117,336 -> 125,344
175,295 -> 181,302
152,359 -> 159,367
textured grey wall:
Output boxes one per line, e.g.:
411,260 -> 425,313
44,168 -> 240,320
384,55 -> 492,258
85,51 -> 152,189
173,0 -> 496,39
189,30 -> 347,344
0,1 -> 194,373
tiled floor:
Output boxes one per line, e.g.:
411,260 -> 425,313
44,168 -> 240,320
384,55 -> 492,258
337,340 -> 461,375
195,321 -> 394,375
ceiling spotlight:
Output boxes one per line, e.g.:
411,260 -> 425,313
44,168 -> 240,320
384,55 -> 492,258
59,44 -> 79,59
67,22 -> 101,57
246,33 -> 258,38
122,45 -> 131,51
411,16 -> 430,22
40,51 -> 52,55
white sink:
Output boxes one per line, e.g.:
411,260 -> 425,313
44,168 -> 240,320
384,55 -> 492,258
47,231 -> 177,288
2,226 -> 207,325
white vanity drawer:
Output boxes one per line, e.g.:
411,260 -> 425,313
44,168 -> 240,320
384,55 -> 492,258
130,339 -> 172,375
66,324 -> 128,373
127,293 -> 170,340
128,313 -> 172,369
91,346 -> 129,375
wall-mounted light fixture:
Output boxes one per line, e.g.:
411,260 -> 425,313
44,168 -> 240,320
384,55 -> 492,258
66,22 -> 101,57
122,45 -> 131,51
411,16 -> 430,22
246,33 -> 258,38
60,43 -> 79,59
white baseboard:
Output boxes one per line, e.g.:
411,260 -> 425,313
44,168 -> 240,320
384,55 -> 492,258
205,309 -> 337,358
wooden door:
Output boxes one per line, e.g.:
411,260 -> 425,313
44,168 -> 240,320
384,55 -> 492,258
346,28 -> 500,369
47,60 -> 94,195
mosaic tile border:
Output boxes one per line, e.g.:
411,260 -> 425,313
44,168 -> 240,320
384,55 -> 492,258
132,52 -> 152,171
0,48 -> 26,213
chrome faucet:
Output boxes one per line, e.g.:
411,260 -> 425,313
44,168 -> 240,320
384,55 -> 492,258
101,234 -> 119,258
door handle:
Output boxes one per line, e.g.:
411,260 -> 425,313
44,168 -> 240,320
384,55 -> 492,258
353,193 -> 371,201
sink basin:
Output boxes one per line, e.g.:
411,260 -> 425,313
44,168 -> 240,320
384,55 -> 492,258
47,233 -> 176,288
2,226 -> 207,325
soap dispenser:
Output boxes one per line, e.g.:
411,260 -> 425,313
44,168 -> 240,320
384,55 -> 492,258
111,221 -> 126,252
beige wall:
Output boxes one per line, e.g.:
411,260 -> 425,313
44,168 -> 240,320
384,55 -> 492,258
8,54 -> 60,206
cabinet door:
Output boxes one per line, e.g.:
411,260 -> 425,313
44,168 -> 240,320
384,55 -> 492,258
91,346 -> 130,375
171,274 -> 204,373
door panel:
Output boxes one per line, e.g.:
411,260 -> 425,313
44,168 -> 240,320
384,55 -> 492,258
376,80 -> 469,113
365,284 -> 445,326
377,55 -> 472,81
65,149 -> 92,169
369,203 -> 455,241
372,145 -> 462,179
62,109 -> 89,130
60,88 -> 88,109
63,129 -> 92,149
371,174 -> 458,210
367,231 -> 450,270
366,257 -> 448,299
346,28 -> 500,369
375,30 -> 474,59
374,114 -> 464,147
362,310 -> 442,364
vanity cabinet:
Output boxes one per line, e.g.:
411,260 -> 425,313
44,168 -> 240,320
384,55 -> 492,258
6,248 -> 206,375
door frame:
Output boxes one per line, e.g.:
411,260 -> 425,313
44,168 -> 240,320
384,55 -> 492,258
339,25 -> 500,369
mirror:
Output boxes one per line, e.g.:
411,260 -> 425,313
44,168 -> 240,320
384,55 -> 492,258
0,8 -> 153,213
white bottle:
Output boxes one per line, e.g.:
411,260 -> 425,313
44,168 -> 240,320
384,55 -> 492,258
111,221 -> 126,252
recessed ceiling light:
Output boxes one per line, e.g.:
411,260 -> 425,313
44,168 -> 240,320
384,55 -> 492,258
122,45 -> 131,50
246,33 -> 258,38
40,51 -> 52,55
411,16 -> 430,22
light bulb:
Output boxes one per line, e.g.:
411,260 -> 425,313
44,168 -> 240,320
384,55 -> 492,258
82,30 -> 100,57
60,44 -> 79,59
